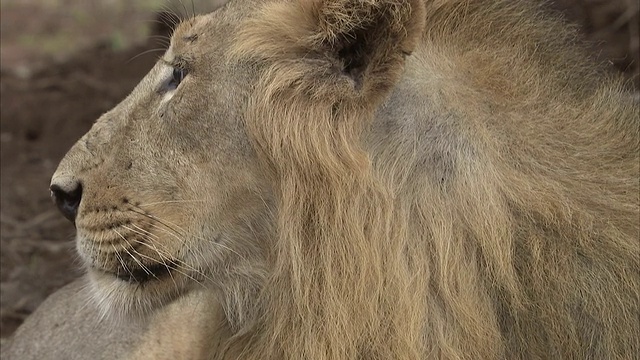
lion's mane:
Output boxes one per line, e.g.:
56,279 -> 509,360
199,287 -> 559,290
216,0 -> 639,359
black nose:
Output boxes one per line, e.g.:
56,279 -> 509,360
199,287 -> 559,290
50,182 -> 83,223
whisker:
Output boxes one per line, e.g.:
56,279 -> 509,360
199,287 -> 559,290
125,205 -> 248,270
159,10 -> 181,28
130,205 -> 237,251
137,199 -> 206,207
160,3 -> 184,25
126,236 -> 181,289
111,243 -> 135,280
125,224 -> 160,240
122,224 -> 213,284
146,221 -> 245,262
123,225 -> 207,277
127,207 -> 186,239
113,230 -> 155,278
111,230 -> 205,289
126,48 -> 165,64
147,34 -> 171,41
177,0 -> 189,22
145,222 -> 218,266
126,236 -> 207,285
146,35 -> 171,49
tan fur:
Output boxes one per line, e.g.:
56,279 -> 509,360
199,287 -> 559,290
5,0 -> 638,359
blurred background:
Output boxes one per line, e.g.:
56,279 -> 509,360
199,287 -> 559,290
0,0 -> 638,348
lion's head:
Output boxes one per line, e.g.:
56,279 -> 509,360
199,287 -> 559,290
49,2 -> 276,321
50,0 -> 638,358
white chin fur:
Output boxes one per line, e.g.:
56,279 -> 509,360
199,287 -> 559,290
86,268 -> 189,322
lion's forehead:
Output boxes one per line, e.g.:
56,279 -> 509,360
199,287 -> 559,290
173,14 -> 209,41
169,14 -> 226,55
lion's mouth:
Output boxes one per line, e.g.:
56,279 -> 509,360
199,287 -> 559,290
97,261 -> 177,284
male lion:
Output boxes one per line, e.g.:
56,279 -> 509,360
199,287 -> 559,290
3,0 -> 639,359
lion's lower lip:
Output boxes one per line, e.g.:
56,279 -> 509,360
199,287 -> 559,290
99,261 -> 176,284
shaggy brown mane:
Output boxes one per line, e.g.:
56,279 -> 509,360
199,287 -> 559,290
224,0 -> 638,359
227,1 -> 429,359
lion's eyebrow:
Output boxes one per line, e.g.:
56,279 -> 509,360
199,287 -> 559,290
184,34 -> 198,42
159,55 -> 189,69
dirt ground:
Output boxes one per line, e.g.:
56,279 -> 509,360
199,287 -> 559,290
0,0 -> 638,346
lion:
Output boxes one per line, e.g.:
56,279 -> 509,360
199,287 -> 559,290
3,0 -> 638,359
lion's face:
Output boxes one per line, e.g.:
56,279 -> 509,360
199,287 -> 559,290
51,7 -> 271,315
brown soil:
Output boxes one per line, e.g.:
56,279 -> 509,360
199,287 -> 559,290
0,0 -> 637,345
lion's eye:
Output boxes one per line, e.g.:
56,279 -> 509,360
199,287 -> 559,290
168,67 -> 188,90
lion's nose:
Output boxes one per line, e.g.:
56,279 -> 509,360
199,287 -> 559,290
50,180 -> 83,223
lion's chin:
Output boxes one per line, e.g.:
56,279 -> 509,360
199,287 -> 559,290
86,267 -> 191,320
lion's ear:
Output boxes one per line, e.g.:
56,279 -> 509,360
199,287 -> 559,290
306,0 -> 426,90
233,0 -> 426,99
